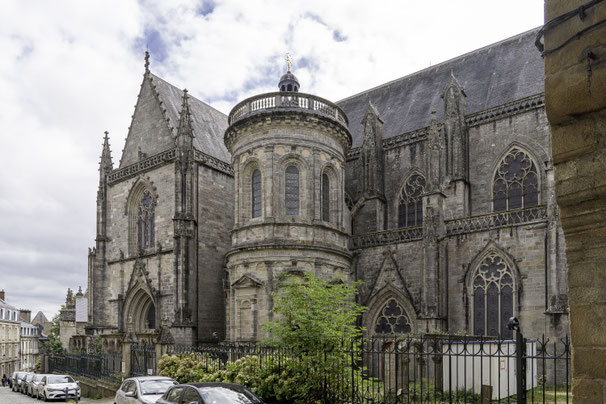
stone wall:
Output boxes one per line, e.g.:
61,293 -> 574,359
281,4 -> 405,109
196,165 -> 233,342
544,1 -> 606,401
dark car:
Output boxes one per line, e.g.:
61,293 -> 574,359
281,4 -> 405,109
157,383 -> 264,404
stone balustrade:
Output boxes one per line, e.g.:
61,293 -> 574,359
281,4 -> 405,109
229,91 -> 349,127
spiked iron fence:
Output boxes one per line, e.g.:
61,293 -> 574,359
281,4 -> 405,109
158,334 -> 570,404
48,352 -> 122,383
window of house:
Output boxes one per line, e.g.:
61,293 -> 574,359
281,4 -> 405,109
374,298 -> 412,334
493,148 -> 539,212
285,165 -> 300,216
472,253 -> 514,338
251,169 -> 262,218
322,173 -> 330,222
398,174 -> 425,228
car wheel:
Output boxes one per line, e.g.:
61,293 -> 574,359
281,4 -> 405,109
43,392 -> 48,402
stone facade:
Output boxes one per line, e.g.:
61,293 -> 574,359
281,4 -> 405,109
0,291 -> 20,376
87,29 -> 569,351
543,1 -> 606,401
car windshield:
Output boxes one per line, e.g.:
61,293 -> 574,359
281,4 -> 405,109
26,375 -> 33,381
199,386 -> 262,404
33,375 -> 43,382
47,376 -> 75,384
140,380 -> 176,395
16,372 -> 26,379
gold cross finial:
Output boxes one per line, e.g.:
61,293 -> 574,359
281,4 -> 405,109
286,53 -> 292,72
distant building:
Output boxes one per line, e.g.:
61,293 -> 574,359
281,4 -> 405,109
0,290 -> 21,375
31,311 -> 51,339
60,287 -> 89,353
19,311 -> 39,372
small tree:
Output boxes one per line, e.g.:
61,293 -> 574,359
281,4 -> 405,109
263,272 -> 366,351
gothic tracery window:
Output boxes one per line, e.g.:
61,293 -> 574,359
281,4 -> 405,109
493,148 -> 539,212
252,169 -> 262,218
285,165 -> 300,216
137,191 -> 155,251
374,298 -> 412,334
398,174 -> 425,228
472,253 -> 514,338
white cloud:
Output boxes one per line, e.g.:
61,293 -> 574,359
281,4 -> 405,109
0,0 -> 543,319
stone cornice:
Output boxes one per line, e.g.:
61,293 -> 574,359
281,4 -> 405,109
108,147 -> 234,185
465,93 -> 545,127
194,150 -> 234,176
109,148 -> 177,184
225,110 -> 352,154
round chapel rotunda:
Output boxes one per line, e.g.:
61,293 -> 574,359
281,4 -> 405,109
224,64 -> 352,341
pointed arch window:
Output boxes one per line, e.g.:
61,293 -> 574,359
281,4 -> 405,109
374,298 -> 412,334
137,191 -> 155,251
128,184 -> 156,255
398,174 -> 425,228
322,173 -> 330,222
285,165 -> 299,216
493,148 -> 539,212
252,169 -> 262,218
472,253 -> 514,338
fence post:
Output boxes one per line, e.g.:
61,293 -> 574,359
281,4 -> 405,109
156,321 -> 176,374
508,317 -> 526,404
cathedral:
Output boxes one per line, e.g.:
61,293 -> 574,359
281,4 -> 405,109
86,27 -> 569,350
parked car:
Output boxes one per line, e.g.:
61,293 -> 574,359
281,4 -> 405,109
115,376 -> 178,404
38,374 -> 81,402
22,373 -> 35,395
29,373 -> 49,398
157,383 -> 264,404
11,371 -> 30,393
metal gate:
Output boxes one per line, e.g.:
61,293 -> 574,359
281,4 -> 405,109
130,344 -> 156,376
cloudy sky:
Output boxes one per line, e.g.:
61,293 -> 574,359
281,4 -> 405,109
0,0 -> 544,321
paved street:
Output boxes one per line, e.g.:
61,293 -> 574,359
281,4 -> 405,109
0,386 -> 114,404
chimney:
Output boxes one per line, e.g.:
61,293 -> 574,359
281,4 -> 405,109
0,289 -> 4,301
20,309 -> 31,323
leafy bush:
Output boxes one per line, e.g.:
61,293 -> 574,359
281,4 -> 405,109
157,353 -> 222,383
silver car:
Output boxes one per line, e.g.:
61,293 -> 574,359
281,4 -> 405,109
30,373 -> 49,399
38,374 -> 81,401
115,376 -> 178,404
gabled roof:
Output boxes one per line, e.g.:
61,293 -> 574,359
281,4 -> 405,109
150,74 -> 230,163
337,27 -> 544,148
32,310 -> 49,324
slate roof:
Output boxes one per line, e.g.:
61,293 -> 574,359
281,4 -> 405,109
32,311 -> 49,324
150,73 -> 230,163
32,310 -> 49,325
337,27 -> 544,148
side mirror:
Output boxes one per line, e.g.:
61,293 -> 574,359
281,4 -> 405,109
125,391 -> 136,398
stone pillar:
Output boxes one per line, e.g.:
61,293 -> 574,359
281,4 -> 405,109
155,318 -> 175,368
543,1 -> 606,401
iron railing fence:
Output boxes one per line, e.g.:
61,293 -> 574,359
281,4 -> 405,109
131,344 -> 156,377
48,352 -> 122,383
161,334 -> 570,404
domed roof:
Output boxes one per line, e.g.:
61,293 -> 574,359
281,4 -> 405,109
278,70 -> 300,92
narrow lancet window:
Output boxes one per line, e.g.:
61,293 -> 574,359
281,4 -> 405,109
285,165 -> 300,216
137,190 -> 155,250
252,169 -> 262,218
322,173 -> 330,222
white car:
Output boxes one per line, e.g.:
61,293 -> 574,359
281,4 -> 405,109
38,374 -> 81,401
115,376 -> 178,404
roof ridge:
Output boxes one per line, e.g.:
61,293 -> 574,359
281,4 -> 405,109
150,73 -> 228,118
337,26 -> 542,105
